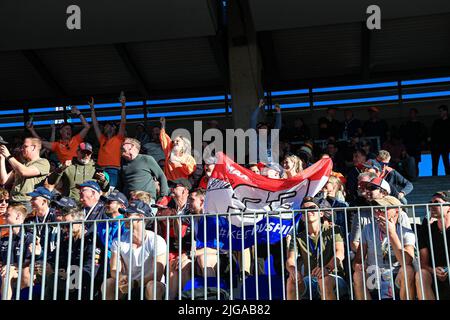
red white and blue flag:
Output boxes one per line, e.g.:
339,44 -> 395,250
196,152 -> 333,250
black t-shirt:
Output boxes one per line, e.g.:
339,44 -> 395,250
0,232 -> 34,265
419,220 -> 450,267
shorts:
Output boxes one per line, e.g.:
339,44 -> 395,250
300,275 -> 349,300
369,269 -> 401,300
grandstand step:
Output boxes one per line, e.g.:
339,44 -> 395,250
407,176 -> 450,205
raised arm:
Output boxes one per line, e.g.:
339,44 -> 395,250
70,105 -> 91,139
159,117 -> 172,156
0,155 -> 14,186
26,123 -> 53,150
118,95 -> 127,137
89,97 -> 102,142
49,124 -> 56,142
250,98 -> 265,129
274,103 -> 282,130
0,145 -> 41,178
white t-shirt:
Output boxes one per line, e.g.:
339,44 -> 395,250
111,230 -> 167,282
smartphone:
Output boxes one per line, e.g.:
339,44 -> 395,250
29,114 -> 34,124
119,91 -> 125,101
443,266 -> 449,273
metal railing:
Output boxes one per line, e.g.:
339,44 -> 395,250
0,202 -> 449,300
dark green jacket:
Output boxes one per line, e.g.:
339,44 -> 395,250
47,158 -> 109,200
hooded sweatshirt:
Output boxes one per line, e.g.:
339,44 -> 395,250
47,158 -> 109,200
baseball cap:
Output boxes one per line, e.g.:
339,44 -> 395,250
367,177 -> 391,195
204,156 -> 217,165
78,142 -> 93,153
27,187 -> 53,201
372,195 -> 402,207
362,159 -> 382,172
260,162 -> 284,177
301,195 -> 331,209
76,180 -> 101,193
168,178 -> 192,191
432,190 -> 450,202
52,196 -> 78,210
107,190 -> 128,207
0,136 -> 9,145
119,200 -> 153,217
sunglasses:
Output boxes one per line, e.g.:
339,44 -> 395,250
302,205 -> 319,210
366,185 -> 380,192
0,199 -> 9,204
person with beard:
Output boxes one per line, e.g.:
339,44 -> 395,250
159,117 -> 196,181
89,95 -> 127,189
46,142 -> 109,201
0,137 -> 50,213
26,106 -> 91,163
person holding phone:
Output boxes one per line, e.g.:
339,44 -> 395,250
89,93 -> 127,190
46,142 -> 109,200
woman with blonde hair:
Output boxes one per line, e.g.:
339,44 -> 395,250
282,154 -> 303,178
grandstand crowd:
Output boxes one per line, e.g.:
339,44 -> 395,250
0,95 -> 449,300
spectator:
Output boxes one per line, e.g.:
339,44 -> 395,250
346,149 -> 367,203
362,159 -> 382,177
363,107 -> 388,144
51,196 -> 78,222
27,106 -> 91,163
430,105 -> 450,176
104,200 -> 167,300
286,196 -> 347,300
76,181 -> 107,223
377,150 -> 414,204
121,137 -> 168,200
0,188 -> 10,239
260,162 -> 284,179
318,108 -> 342,140
342,109 -> 362,140
325,141 -> 346,174
90,96 -> 126,189
156,178 -> 192,299
353,196 -> 416,300
143,127 -> 165,164
134,123 -> 150,146
400,108 -> 427,177
0,138 -> 50,212
0,203 -> 39,300
25,187 -> 58,256
416,191 -> 450,300
349,172 -> 377,253
248,163 -> 260,175
46,208 -> 99,299
284,118 -> 310,143
198,157 -> 216,189
282,154 -> 303,178
46,142 -> 109,201
360,139 -> 377,160
159,117 -> 196,181
97,190 -> 128,253
250,99 -> 282,163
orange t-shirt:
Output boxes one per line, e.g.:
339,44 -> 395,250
0,215 -> 8,238
160,128 -> 196,181
50,134 -> 83,163
97,134 -> 125,168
